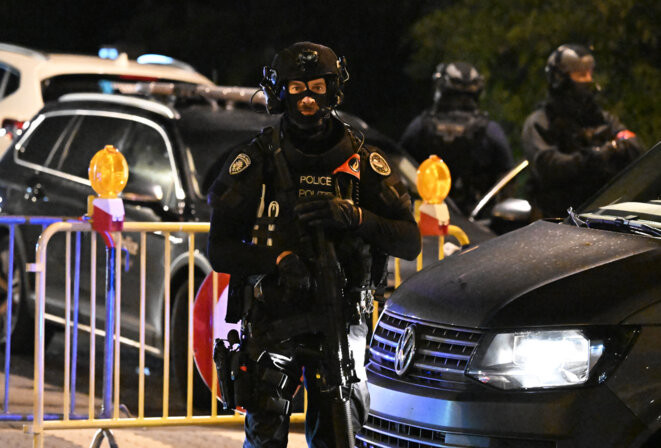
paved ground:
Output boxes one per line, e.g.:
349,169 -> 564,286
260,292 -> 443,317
0,371 -> 308,447
0,372 -> 308,447
0,423 -> 308,447
0,333 -> 309,448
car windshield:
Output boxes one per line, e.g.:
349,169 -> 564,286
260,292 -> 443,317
578,142 -> 661,212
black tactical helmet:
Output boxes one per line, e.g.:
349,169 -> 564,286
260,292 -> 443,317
545,44 -> 595,89
433,62 -> 485,97
260,41 -> 349,114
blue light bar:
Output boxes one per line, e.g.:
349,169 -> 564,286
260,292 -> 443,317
98,47 -> 119,60
136,54 -> 195,72
137,54 -> 174,65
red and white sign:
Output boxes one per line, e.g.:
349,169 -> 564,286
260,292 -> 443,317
192,272 -> 239,399
193,272 -> 303,406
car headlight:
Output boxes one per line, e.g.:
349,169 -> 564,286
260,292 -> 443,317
467,328 -> 638,390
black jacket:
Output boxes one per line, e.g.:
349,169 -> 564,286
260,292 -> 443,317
400,109 -> 513,215
522,104 -> 644,218
207,118 -> 420,287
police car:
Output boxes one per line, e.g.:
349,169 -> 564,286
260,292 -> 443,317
0,43 -> 215,156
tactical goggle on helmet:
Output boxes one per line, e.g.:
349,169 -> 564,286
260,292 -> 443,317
433,61 -> 485,95
545,44 -> 595,89
260,41 -> 349,114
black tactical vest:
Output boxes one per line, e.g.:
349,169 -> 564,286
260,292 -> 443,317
251,126 -> 373,295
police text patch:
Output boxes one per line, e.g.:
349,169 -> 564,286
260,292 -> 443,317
369,152 -> 391,176
229,153 -> 251,175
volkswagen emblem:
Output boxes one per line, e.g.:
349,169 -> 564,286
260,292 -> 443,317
394,325 -> 416,376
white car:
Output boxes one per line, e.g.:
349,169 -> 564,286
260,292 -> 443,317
0,43 -> 214,155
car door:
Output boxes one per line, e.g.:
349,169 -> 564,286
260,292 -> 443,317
13,108 -> 179,347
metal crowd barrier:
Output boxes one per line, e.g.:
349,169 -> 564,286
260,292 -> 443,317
0,218 -> 304,448
0,210 -> 468,447
1,217 -> 62,422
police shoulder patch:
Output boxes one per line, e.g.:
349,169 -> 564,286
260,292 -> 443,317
369,152 -> 391,176
229,153 -> 251,175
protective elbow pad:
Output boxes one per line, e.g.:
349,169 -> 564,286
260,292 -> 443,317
378,176 -> 412,212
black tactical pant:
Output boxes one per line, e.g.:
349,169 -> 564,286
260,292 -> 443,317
243,321 -> 370,448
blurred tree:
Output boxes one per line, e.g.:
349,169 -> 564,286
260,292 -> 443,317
406,0 -> 661,158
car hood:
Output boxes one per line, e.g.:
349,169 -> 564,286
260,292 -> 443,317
386,220 -> 661,329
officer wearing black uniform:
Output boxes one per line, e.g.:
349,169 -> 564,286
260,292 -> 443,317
207,42 -> 420,447
400,61 -> 513,215
522,44 -> 644,218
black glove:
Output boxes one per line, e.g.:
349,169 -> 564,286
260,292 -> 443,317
582,143 -> 611,168
611,137 -> 639,156
294,198 -> 361,230
277,252 -> 310,291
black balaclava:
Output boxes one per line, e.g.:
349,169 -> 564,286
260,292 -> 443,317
434,91 -> 479,113
283,76 -> 334,131
548,82 -> 603,127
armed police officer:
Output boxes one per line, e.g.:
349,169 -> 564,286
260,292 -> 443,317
207,42 -> 420,447
522,44 -> 644,218
400,61 -> 513,215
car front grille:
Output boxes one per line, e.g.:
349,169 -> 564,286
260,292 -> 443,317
356,414 -> 556,448
367,310 -> 481,391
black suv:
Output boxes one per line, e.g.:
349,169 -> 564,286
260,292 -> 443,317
359,143 -> 661,447
0,89 -> 414,405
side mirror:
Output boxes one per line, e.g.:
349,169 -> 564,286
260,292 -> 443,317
489,198 -> 532,234
492,198 -> 532,222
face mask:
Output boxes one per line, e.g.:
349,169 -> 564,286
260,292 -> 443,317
283,80 -> 332,129
570,81 -> 598,103
550,80 -> 602,125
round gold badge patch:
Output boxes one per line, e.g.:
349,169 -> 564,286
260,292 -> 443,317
229,153 -> 251,175
369,152 -> 391,176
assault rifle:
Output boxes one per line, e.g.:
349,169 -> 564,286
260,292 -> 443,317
311,225 -> 359,447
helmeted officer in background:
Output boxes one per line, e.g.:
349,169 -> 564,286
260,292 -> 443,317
522,44 -> 644,218
207,42 -> 420,447
400,61 -> 513,215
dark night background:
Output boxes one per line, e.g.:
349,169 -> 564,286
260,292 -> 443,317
2,1 -> 660,158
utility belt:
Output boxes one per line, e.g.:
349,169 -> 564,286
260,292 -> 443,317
233,270 -> 373,322
253,280 -> 374,334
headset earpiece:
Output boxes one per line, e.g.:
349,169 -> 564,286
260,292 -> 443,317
335,90 -> 344,107
332,56 -> 349,108
338,56 -> 350,84
260,65 -> 284,114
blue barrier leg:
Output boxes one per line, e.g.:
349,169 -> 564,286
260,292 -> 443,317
3,224 -> 15,413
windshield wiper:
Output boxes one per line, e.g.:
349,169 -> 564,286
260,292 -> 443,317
567,207 -> 661,237
582,216 -> 661,238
